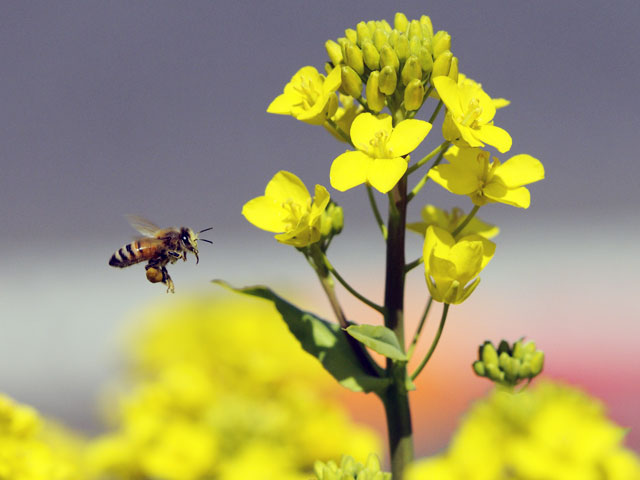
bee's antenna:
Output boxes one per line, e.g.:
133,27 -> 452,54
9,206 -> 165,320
199,227 -> 213,234
200,238 -> 213,244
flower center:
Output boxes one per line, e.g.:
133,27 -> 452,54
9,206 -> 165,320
281,198 -> 308,229
294,77 -> 321,110
367,129 -> 392,158
459,98 -> 483,128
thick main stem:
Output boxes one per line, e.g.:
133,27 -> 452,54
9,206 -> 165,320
381,176 -> 413,479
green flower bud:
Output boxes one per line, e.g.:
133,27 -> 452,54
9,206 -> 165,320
362,41 -> 380,71
519,362 -> 532,378
394,12 -> 409,32
401,55 -> 422,85
498,351 -> 511,371
340,66 -> 362,98
409,35 -> 422,56
373,28 -> 388,51
341,455 -> 356,475
481,341 -> 499,366
418,47 -> 434,75
378,65 -> 397,95
378,19 -> 392,33
497,340 -> 511,356
433,30 -> 452,58
325,39 -> 343,66
409,19 -> 422,40
486,363 -> 504,382
365,453 -> 381,473
472,360 -> 486,376
448,56 -> 459,82
345,43 -> 365,76
530,350 -> 545,375
503,357 -> 521,383
432,50 -> 453,78
345,28 -> 357,44
404,79 -> 424,111
366,72 -> 385,112
523,340 -> 537,355
420,15 -> 434,39
366,21 -> 376,35
388,29 -> 399,47
356,21 -> 371,45
394,34 -> 410,63
380,44 -> 399,71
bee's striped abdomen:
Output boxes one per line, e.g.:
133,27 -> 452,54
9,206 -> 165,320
109,240 -> 147,268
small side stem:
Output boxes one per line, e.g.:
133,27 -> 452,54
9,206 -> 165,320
325,118 -> 354,147
427,99 -> 444,124
407,149 -> 447,202
407,296 -> 433,360
451,205 -> 480,238
411,303 -> 450,381
367,185 -> 388,239
406,141 -> 450,176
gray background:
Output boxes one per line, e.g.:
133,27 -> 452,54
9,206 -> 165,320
1,0 -> 639,454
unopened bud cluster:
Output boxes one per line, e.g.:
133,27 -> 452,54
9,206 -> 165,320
314,454 -> 391,480
473,339 -> 544,387
320,201 -> 344,240
325,12 -> 458,114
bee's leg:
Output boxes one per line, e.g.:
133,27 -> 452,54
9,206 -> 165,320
161,266 -> 175,293
167,251 -> 181,264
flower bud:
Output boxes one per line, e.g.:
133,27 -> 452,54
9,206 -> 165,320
325,40 -> 343,66
472,360 -> 485,376
432,50 -> 453,78
345,28 -> 357,44
418,47 -> 434,75
373,28 -> 388,50
474,339 -> 545,387
433,30 -> 452,58
448,56 -> 459,82
380,44 -> 399,71
362,41 -> 380,71
394,12 -> 409,32
420,15 -> 434,39
409,35 -> 422,56
401,55 -> 422,85
388,29 -> 399,47
330,204 -> 344,234
366,72 -> 386,112
394,34 -> 410,63
409,19 -> 422,40
481,341 -> 498,366
378,65 -> 397,95
529,350 -> 544,376
356,21 -> 371,45
340,66 -> 362,98
345,43 -> 365,75
403,79 -> 424,111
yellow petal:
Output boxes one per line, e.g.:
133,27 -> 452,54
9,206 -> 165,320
387,119 -> 432,157
432,76 -> 463,117
428,164 -> 478,195
496,154 -> 545,187
350,113 -> 393,151
485,183 -> 531,208
323,66 -> 342,93
330,150 -> 371,191
242,196 -> 289,232
265,171 -> 311,205
367,156 -> 408,193
267,93 -> 295,114
474,124 -> 512,153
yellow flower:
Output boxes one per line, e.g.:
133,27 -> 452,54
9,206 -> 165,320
423,225 -> 495,304
433,76 -> 512,153
406,381 -> 640,480
456,73 -> 510,110
407,204 -> 499,239
268,66 -> 341,125
428,146 -> 545,208
324,94 -> 363,143
242,171 -> 330,247
330,113 -> 432,193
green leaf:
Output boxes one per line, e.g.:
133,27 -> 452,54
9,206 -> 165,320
214,281 -> 390,394
346,325 -> 407,361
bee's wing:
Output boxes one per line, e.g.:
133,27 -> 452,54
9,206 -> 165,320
125,214 -> 162,237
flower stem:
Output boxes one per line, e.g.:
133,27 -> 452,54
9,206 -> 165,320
428,99 -> 444,124
367,185 -> 388,239
403,256 -> 423,275
451,204 -> 480,238
322,253 -> 385,314
325,118 -> 354,147
411,303 -> 450,381
407,296 -> 433,360
407,149 -> 446,202
406,141 -> 450,176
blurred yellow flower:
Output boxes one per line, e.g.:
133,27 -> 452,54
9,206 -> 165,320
407,204 -> 499,239
407,381 -> 640,480
242,171 -> 330,247
268,66 -> 341,125
86,295 -> 381,480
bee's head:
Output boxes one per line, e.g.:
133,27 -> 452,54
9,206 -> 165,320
180,227 -> 213,264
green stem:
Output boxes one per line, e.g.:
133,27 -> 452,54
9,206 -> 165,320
366,185 -> 388,239
325,118 -> 354,147
322,253 -> 385,314
407,296 -> 433,360
411,303 -> 450,381
406,141 -> 450,176
451,205 -> 480,238
428,99 -> 444,124
403,256 -> 423,275
407,149 -> 446,202
381,176 -> 413,480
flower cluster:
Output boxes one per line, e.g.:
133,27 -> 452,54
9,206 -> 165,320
406,381 -> 640,480
314,454 -> 390,480
473,339 -> 545,387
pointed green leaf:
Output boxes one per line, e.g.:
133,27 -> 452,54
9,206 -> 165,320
214,281 -> 390,394
346,324 -> 408,361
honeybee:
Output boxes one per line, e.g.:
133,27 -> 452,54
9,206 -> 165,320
109,215 -> 212,293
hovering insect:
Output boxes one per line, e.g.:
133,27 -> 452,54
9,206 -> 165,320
109,215 -> 213,293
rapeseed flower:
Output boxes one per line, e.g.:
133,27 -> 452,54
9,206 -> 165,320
433,76 -> 512,153
407,204 -> 499,239
268,66 -> 341,125
423,225 -> 495,304
406,381 -> 640,480
330,113 -> 431,193
242,171 -> 330,247
428,146 -> 544,208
